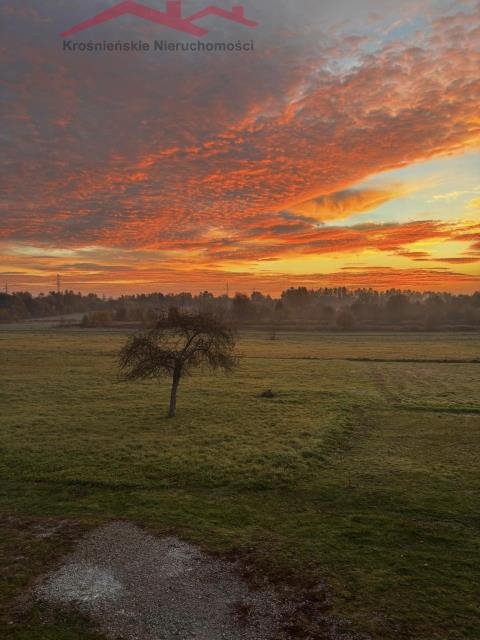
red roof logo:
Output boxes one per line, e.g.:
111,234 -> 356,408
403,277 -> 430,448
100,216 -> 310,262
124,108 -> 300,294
61,0 -> 258,37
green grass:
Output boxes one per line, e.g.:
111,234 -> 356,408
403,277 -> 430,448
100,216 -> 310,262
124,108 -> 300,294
0,330 -> 479,639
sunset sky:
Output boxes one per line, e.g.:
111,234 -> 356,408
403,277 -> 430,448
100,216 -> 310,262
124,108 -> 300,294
1,0 -> 479,295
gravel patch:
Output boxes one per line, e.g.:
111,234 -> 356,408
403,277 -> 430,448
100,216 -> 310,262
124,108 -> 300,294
35,521 -> 283,640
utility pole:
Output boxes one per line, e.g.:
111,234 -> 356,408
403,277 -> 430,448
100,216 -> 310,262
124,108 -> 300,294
226,282 -> 229,298
4,281 -> 8,294
56,274 -> 61,294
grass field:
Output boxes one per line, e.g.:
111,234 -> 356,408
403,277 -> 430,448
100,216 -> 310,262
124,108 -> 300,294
0,330 -> 479,639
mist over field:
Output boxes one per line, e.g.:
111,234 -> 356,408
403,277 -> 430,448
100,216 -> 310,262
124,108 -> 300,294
1,326 -> 479,639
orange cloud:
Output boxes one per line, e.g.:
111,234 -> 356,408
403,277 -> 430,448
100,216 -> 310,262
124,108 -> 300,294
1,2 -> 479,294
1,262 -> 478,297
1,3 -> 480,251
323,267 -> 480,292
196,219 -> 470,264
434,257 -> 480,264
288,186 -> 407,221
2,220 -> 479,295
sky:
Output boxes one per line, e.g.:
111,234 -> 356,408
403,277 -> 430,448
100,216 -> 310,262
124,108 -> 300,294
1,0 -> 479,295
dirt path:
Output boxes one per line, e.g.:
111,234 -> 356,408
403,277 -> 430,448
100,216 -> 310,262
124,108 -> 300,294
35,521 -> 284,640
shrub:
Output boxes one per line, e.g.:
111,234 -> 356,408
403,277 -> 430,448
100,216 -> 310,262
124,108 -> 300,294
81,310 -> 113,328
260,389 -> 275,398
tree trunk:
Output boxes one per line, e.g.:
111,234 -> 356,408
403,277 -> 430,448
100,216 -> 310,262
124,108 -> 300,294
167,368 -> 181,418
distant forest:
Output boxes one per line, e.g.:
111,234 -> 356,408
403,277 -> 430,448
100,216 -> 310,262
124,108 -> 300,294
1,287 -> 480,331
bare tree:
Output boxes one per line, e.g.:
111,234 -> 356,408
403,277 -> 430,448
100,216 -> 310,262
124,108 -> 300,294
119,308 -> 237,418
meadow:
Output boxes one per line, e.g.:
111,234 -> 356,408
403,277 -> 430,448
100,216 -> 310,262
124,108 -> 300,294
0,329 -> 479,639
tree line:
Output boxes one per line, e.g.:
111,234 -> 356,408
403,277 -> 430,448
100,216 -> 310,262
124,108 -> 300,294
1,287 -> 479,330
